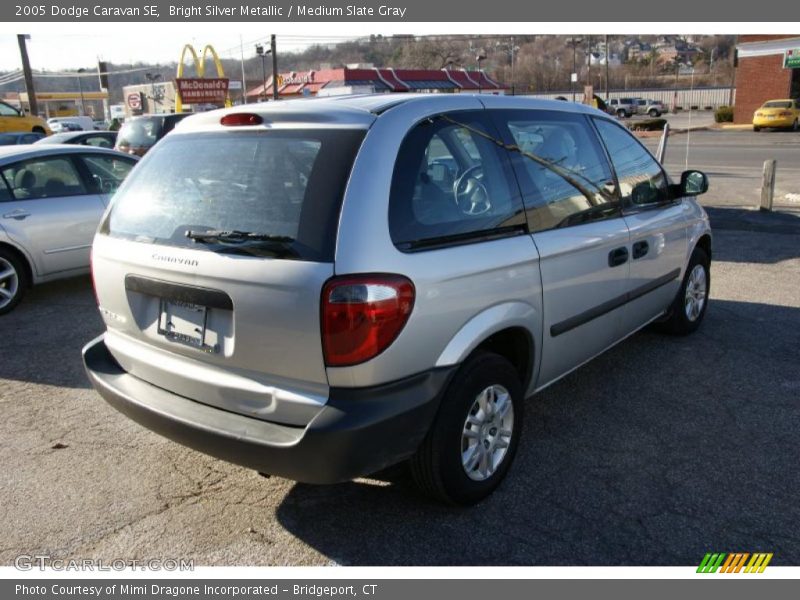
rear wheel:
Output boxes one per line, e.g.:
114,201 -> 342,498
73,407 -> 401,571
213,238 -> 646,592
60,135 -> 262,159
0,249 -> 28,315
753,126 -> 761,132
411,352 -> 523,505
656,247 -> 710,335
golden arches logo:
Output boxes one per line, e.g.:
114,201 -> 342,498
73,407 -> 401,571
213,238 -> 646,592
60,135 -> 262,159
175,44 -> 231,112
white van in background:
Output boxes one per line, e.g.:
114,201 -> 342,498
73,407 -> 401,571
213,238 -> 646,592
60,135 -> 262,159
47,116 -> 97,132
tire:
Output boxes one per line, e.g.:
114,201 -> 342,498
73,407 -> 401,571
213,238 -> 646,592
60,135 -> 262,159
0,248 -> 28,315
648,108 -> 659,117
791,119 -> 798,132
753,126 -> 761,132
617,109 -> 627,118
410,351 -> 523,505
656,247 -> 710,336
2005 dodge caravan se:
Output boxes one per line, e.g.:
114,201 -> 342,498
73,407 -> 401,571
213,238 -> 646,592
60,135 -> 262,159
83,94 -> 712,505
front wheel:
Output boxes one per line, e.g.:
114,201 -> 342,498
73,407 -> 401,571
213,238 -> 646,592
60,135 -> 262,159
410,352 -> 523,505
656,247 -> 710,335
617,109 -> 627,118
649,108 -> 660,117
753,126 -> 761,132
0,249 -> 28,315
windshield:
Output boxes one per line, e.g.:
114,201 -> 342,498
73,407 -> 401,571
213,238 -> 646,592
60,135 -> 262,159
763,101 -> 792,109
102,129 -> 365,262
116,117 -> 164,148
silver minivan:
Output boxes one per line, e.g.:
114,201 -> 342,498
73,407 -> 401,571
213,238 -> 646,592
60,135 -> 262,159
83,95 -> 712,505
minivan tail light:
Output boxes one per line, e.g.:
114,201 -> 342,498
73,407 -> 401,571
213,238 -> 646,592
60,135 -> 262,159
220,113 -> 263,126
321,275 -> 415,367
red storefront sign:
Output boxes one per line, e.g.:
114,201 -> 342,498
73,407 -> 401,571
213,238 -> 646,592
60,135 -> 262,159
175,78 -> 229,104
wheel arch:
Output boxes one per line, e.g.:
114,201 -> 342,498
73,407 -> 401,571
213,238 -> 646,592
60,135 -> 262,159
435,302 -> 538,391
695,232 -> 712,262
0,240 -> 34,287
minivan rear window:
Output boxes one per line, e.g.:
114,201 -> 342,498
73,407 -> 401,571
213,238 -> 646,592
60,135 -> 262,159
116,117 -> 164,149
102,129 -> 365,261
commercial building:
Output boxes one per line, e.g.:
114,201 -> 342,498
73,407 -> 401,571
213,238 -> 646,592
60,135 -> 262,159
246,67 -> 506,100
734,35 -> 800,124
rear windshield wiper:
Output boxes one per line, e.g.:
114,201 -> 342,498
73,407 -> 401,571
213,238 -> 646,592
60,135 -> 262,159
185,230 -> 295,244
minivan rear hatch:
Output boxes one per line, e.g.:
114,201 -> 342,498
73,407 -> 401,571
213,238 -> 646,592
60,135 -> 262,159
93,124 -> 367,426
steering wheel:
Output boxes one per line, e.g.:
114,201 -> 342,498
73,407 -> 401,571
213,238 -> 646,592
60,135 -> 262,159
453,164 -> 491,216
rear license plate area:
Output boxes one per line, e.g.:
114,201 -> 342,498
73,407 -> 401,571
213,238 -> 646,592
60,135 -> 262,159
157,299 -> 218,353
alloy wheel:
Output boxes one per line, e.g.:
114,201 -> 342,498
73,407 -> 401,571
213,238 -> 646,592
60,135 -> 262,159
461,384 -> 515,481
0,256 -> 20,311
684,264 -> 707,322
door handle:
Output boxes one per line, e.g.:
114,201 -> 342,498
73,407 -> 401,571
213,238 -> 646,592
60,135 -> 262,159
608,246 -> 629,267
2,209 -> 30,220
632,240 -> 649,259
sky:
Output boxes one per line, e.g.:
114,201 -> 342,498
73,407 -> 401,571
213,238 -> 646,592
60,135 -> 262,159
0,27 -> 359,72
0,22 -> 775,73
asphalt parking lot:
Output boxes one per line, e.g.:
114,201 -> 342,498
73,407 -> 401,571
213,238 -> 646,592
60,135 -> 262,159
1,132 -> 799,567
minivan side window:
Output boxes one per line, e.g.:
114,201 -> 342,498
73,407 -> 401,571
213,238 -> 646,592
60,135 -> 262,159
389,112 -> 525,251
492,110 -> 619,233
593,118 -> 670,207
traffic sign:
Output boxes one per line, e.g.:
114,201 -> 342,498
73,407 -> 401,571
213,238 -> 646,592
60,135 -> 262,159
784,49 -> 800,69
126,92 -> 142,110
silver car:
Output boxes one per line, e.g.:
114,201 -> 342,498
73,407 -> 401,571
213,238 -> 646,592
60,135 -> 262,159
83,95 -> 712,505
0,145 -> 137,314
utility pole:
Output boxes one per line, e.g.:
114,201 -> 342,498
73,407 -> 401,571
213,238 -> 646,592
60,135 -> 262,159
604,34 -> 610,101
239,35 -> 247,104
270,34 -> 278,101
566,37 -> 582,102
729,35 -> 738,108
17,34 -> 38,116
586,35 -> 592,90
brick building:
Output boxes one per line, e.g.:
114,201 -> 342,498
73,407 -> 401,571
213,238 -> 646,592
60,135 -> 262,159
734,35 -> 800,124
246,67 -> 506,100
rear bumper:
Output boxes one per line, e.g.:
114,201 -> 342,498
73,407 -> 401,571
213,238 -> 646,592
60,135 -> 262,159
83,335 -> 454,484
753,117 -> 794,128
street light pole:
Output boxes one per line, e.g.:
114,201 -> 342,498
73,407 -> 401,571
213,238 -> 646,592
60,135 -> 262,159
476,53 -> 486,94
255,44 -> 268,102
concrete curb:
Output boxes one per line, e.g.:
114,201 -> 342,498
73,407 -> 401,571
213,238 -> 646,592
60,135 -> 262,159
631,125 -> 711,138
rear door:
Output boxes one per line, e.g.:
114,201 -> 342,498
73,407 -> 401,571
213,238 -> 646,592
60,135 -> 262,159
74,152 -> 137,207
492,109 -> 631,388
592,118 -> 688,332
93,127 -> 366,426
0,154 -> 105,276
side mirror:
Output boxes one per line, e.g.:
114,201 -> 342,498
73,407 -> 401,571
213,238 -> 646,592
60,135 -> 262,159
680,170 -> 708,196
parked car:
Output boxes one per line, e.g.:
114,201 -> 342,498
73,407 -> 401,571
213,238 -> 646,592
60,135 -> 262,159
114,113 -> 191,156
0,145 -> 138,314
35,131 -> 117,149
82,95 -> 712,505
0,132 -> 46,145
0,101 -> 50,135
636,98 -> 667,117
752,99 -> 800,132
607,97 -> 640,118
47,116 -> 96,133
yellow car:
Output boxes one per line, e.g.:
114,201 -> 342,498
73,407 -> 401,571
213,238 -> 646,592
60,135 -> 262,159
752,99 -> 800,132
0,100 -> 50,135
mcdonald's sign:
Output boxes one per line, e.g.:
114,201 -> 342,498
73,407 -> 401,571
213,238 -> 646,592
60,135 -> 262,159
697,552 -> 773,573
175,44 -> 232,112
